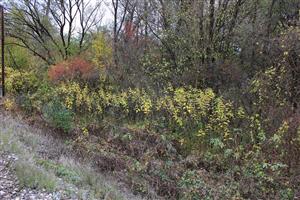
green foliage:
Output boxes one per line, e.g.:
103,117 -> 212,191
15,94 -> 35,114
42,101 -> 74,132
36,158 -> 122,199
142,55 -> 173,86
179,170 -> 212,200
37,159 -> 81,184
5,41 -> 31,70
29,82 -> 55,112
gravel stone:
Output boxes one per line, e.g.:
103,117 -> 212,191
0,153 -> 60,200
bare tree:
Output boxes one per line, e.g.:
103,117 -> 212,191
7,0 -> 103,64
77,0 -> 104,51
111,0 -> 129,54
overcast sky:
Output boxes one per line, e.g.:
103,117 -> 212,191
0,0 -> 113,25
102,0 -> 113,25
0,0 -> 114,32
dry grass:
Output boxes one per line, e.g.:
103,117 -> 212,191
15,161 -> 57,191
0,110 -> 142,200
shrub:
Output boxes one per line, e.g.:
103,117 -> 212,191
179,170 -> 212,200
127,88 -> 153,117
68,57 -> 95,79
48,57 -> 95,82
156,87 -> 216,128
15,94 -> 34,114
29,82 -> 55,112
5,67 -> 39,94
48,62 -> 67,82
53,82 -> 96,114
42,101 -> 74,132
52,82 -> 154,120
3,98 -> 15,111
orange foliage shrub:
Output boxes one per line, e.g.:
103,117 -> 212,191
48,62 -> 68,82
48,57 -> 95,82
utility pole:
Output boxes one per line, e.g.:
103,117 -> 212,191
0,5 -> 4,97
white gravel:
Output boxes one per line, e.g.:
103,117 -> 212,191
0,153 -> 60,200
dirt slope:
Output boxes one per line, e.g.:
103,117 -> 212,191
0,110 -> 144,200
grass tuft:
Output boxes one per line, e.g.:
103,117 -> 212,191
15,161 -> 57,191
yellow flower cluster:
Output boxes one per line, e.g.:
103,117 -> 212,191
5,67 -> 38,94
4,98 -> 15,111
127,88 -> 153,115
50,82 -> 279,155
55,82 -> 101,114
157,87 -> 215,127
53,82 -> 154,118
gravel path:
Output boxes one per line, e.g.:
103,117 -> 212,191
0,153 -> 56,200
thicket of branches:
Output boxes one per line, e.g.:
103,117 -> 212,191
2,0 -> 300,199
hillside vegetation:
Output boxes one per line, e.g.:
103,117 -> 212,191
1,0 -> 300,199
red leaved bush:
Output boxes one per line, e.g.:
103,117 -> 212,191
48,62 -> 68,82
48,57 -> 95,82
